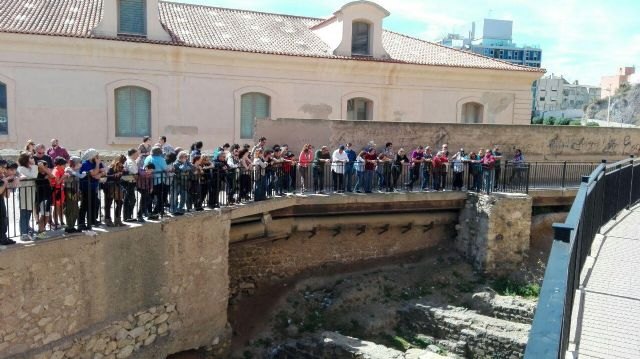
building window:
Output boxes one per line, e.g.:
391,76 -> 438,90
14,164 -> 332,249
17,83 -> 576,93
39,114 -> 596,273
347,98 -> 372,121
461,102 -> 484,124
118,0 -> 146,36
115,86 -> 151,137
540,96 -> 545,101
240,93 -> 270,139
351,22 -> 371,55
0,82 -> 6,135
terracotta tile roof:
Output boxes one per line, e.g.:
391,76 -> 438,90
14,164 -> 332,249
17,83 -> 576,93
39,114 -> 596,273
0,0 -> 544,73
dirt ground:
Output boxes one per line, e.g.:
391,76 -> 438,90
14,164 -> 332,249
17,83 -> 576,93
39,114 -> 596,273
226,246 -> 545,358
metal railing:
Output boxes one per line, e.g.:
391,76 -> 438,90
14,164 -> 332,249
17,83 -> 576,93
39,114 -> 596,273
525,156 -> 640,358
0,160 -> 601,242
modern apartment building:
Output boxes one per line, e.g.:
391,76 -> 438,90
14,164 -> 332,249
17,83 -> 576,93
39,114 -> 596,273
532,75 -> 601,115
439,19 -> 542,68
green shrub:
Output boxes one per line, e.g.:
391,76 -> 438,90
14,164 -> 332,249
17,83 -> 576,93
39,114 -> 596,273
543,117 -> 556,125
531,117 -> 543,125
556,118 -> 571,126
492,278 -> 541,298
569,119 -> 583,126
586,121 -> 600,127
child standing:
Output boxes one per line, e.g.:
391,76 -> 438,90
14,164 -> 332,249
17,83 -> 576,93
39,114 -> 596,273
50,157 -> 67,230
63,156 -> 85,233
136,163 -> 155,222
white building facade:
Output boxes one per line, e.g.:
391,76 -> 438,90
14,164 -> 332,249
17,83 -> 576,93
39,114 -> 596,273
0,0 -> 543,150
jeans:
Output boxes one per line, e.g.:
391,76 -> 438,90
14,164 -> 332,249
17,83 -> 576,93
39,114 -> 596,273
472,172 -> 482,192
344,165 -> 355,192
20,209 -> 32,235
170,182 -> 188,213
332,170 -> 344,192
299,166 -> 310,192
123,182 -> 136,220
354,171 -> 364,192
364,170 -> 374,193
421,171 -> 430,190
483,170 -> 494,193
313,167 -> 325,192
494,166 -> 501,189
452,172 -> 464,190
79,187 -> 100,226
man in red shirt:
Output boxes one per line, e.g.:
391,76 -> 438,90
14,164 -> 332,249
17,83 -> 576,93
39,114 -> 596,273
363,148 -> 378,193
432,151 -> 449,191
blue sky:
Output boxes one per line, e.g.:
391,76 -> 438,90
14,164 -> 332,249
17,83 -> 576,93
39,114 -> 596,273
173,0 -> 640,85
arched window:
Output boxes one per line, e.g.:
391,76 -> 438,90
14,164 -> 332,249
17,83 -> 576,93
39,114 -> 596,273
118,0 -> 146,36
347,98 -> 373,121
0,82 -> 7,135
352,22 -> 371,55
461,102 -> 484,124
115,86 -> 151,137
240,93 -> 271,139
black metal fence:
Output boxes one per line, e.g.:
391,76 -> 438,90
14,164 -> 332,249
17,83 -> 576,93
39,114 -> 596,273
525,156 -> 640,359
0,160 -> 601,242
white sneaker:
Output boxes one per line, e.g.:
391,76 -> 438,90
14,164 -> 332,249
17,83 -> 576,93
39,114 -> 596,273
20,234 -> 33,241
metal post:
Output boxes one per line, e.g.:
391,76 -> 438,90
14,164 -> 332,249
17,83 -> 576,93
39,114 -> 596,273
561,161 -> 567,188
629,155 -> 635,209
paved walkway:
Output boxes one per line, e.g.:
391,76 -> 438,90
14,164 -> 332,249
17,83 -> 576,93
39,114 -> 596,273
574,205 -> 640,359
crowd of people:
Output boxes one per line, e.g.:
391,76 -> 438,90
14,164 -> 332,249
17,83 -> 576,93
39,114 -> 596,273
0,136 -> 525,245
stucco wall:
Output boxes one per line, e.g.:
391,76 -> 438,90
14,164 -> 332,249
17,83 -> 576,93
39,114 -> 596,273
0,33 -> 538,150
257,118 -> 640,161
0,214 -> 230,359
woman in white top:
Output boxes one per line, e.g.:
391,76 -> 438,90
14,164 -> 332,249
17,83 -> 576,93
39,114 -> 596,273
331,145 -> 349,192
17,153 -> 38,239
353,151 -> 366,193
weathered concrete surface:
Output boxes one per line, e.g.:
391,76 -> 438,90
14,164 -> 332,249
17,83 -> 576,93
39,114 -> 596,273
456,193 -> 532,275
257,119 -> 640,161
228,211 -> 456,298
0,214 -> 230,359
530,212 -> 568,251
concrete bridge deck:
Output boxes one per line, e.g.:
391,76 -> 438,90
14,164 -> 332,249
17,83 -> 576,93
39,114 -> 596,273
572,204 -> 640,359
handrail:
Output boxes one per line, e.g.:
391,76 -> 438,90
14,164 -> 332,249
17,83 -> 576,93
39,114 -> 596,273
525,156 -> 639,358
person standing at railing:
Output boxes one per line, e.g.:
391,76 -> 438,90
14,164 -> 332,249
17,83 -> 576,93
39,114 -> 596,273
137,136 -> 152,166
143,146 -> 168,220
509,149 -> 526,186
17,153 -> 38,240
47,139 -> 70,161
211,151 -> 228,208
64,156 -> 85,233
78,149 -> 105,230
283,151 -> 297,193
24,139 -> 36,155
491,145 -> 503,191
137,163 -> 155,221
313,146 -> 331,194
123,149 -> 139,223
0,160 -> 16,245
392,148 -> 409,191
422,146 -> 434,191
451,149 -> 467,191
226,147 -> 240,204
190,141 -> 203,161
170,151 -> 192,214
190,155 -> 205,211
331,145 -> 349,193
50,157 -> 67,230
468,151 -> 482,192
271,147 -> 285,197
344,143 -> 357,192
251,137 -> 267,159
354,150 -> 366,193
104,155 -> 126,227
376,152 -> 392,192
238,149 -> 252,201
432,151 -> 449,191
363,147 -> 378,194
298,144 -> 313,193
480,149 -> 496,193
253,149 -> 268,201
33,144 -> 54,238
405,146 -> 424,191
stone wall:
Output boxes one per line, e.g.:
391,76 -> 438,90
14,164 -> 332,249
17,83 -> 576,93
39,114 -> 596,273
229,212 -> 457,298
399,304 -> 530,358
0,213 -> 230,359
456,193 -> 532,275
257,118 -> 640,161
